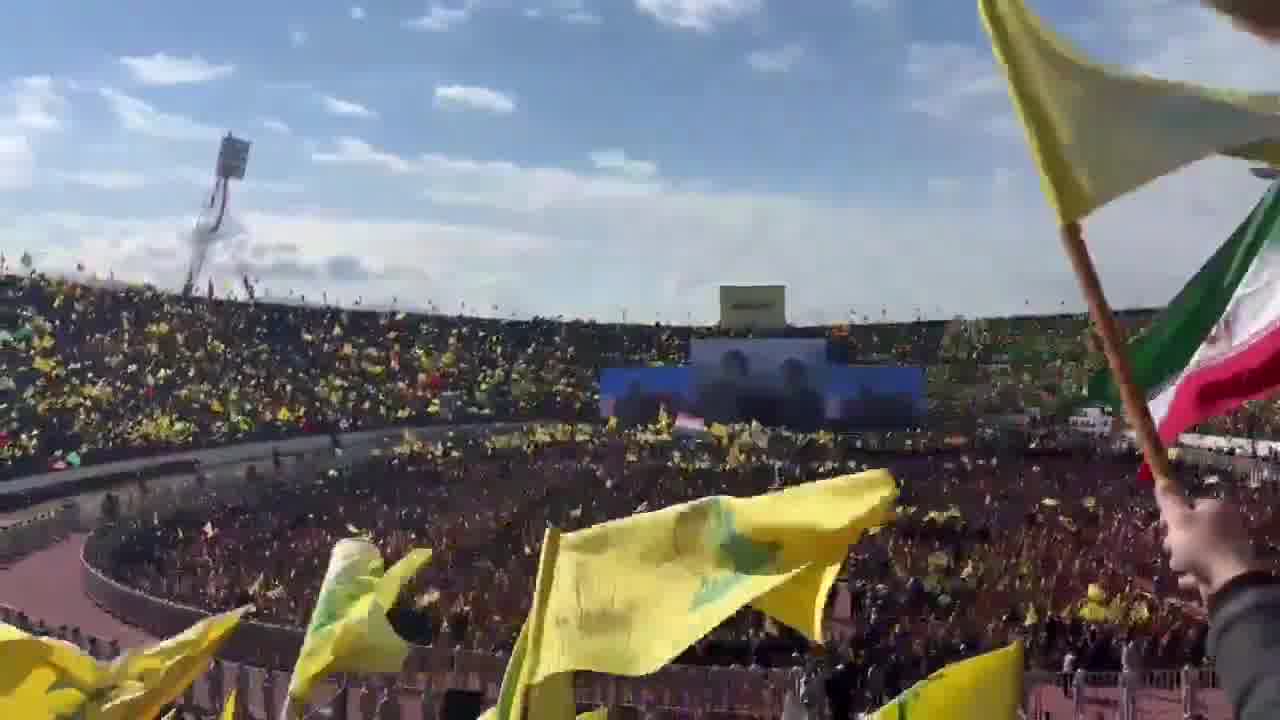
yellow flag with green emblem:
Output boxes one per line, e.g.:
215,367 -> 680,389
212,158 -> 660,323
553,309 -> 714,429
487,470 -> 897,720
286,539 -> 432,709
868,642 -> 1023,720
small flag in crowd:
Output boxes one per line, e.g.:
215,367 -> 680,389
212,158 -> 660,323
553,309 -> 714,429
673,412 -> 707,436
980,0 -> 1280,225
286,539 -> 432,712
485,470 -> 898,720
868,642 -> 1023,720
1089,183 -> 1280,479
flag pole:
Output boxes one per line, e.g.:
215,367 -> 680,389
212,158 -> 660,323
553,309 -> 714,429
1058,221 -> 1181,493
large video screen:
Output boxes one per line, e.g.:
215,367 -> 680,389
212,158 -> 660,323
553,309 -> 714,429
600,340 -> 926,430
824,366 -> 926,429
599,367 -> 695,427
689,338 -> 829,430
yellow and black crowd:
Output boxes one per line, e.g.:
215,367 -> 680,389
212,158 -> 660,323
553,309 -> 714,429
8,272 -> 1280,717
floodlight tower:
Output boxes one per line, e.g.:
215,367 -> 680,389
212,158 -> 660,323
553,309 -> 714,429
183,132 -> 251,296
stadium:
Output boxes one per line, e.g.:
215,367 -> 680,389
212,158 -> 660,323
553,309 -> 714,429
0,260 -> 1264,720
9,2 -> 1280,720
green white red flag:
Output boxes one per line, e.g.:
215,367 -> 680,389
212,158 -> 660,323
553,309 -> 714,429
1089,183 -> 1280,478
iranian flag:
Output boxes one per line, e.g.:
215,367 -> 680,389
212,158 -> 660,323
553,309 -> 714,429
1089,182 -> 1280,466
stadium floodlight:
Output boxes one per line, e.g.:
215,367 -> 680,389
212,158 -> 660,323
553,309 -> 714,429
185,133 -> 252,296
216,133 -> 251,181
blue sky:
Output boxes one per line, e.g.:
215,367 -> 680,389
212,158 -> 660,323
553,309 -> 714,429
2,0 -> 1279,323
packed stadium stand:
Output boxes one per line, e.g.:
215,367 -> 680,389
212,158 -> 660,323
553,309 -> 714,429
1,272 -> 1270,719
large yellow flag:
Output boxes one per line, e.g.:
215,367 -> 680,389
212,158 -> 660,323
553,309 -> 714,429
482,529 -> 578,720
512,470 -> 893,718
980,0 -> 1280,224
0,623 -> 102,719
869,642 -> 1023,720
286,539 -> 432,709
484,471 -> 896,720
0,606 -> 250,720
93,606 -> 251,720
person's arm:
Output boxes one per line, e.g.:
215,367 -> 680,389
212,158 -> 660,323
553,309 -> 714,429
1208,571 -> 1280,720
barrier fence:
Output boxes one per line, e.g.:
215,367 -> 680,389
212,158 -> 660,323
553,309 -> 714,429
0,599 -> 1240,720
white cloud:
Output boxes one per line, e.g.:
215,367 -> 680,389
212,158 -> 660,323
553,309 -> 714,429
311,136 -> 664,213
15,2 -> 1280,324
0,135 -> 35,190
634,0 -> 762,32
290,26 -> 309,48
166,166 -> 306,195
119,53 -> 235,87
851,0 -> 892,12
261,117 -> 291,134
556,0 -> 603,25
52,170 -> 148,191
7,76 -> 66,132
350,6 -> 366,20
746,44 -> 804,73
403,5 -> 470,31
589,148 -> 658,179
903,42 -> 1004,122
2,210 -> 554,312
0,76 -> 68,190
312,137 -> 418,174
320,94 -> 378,119
433,85 -> 516,115
98,88 -> 221,142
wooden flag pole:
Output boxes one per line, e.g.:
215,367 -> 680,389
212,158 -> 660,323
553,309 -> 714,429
1058,221 -> 1182,493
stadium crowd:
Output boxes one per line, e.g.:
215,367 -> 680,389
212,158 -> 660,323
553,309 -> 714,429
7,270 -> 1280,482
101,422 -> 1272,716
9,270 -> 1280,717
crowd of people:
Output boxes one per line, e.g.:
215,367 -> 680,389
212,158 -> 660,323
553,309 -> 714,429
11,271 -> 1280,716
7,270 -> 1280,481
100,420 -> 1276,717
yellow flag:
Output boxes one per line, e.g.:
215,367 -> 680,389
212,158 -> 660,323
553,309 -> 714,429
0,623 -> 101,720
869,642 -> 1023,720
528,470 -> 896,682
980,0 -> 1280,224
93,605 -> 251,720
483,526 -> 577,720
286,540 -> 432,706
220,689 -> 237,720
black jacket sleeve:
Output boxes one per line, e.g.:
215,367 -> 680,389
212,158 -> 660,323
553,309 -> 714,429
1207,571 -> 1280,720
